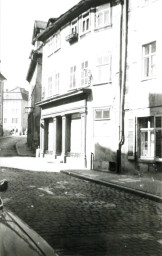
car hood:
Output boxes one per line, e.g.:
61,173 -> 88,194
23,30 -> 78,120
0,210 -> 58,256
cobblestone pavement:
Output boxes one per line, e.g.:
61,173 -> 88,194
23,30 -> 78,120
0,168 -> 162,256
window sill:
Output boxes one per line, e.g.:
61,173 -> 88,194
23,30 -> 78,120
94,24 -> 112,31
138,158 -> 155,163
93,81 -> 112,86
141,76 -> 156,82
80,30 -> 91,38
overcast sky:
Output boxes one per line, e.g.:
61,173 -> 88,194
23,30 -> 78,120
0,0 -> 80,90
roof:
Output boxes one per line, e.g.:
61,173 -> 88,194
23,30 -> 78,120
32,20 -> 47,45
26,50 -> 42,83
0,73 -> 6,81
3,87 -> 29,101
36,0 -> 118,43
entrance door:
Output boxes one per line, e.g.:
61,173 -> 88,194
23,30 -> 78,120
70,114 -> 81,153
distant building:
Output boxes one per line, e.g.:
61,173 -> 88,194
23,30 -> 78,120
26,20 -> 47,151
0,73 -> 6,136
3,87 -> 29,135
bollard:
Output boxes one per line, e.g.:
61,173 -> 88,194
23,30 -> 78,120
36,146 -> 40,158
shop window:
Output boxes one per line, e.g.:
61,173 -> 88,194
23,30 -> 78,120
138,116 -> 162,160
142,41 -> 156,79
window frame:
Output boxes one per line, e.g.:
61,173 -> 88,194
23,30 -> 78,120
95,6 -> 111,29
142,41 -> 156,80
138,116 -> 162,161
94,108 -> 111,121
81,11 -> 90,35
95,52 -> 111,84
70,65 -> 77,89
81,61 -> 89,87
54,72 -> 60,95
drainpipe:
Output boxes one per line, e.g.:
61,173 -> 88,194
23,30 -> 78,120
117,0 -> 128,173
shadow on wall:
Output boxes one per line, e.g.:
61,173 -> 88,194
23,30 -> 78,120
94,143 -> 117,172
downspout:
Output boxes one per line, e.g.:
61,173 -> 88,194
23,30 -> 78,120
117,0 -> 128,173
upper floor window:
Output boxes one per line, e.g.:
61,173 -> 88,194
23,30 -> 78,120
95,7 -> 111,28
48,32 -> 61,56
142,41 -> 156,79
81,12 -> 90,34
95,52 -> 111,84
71,20 -> 78,34
48,76 -> 53,97
81,61 -> 89,86
70,66 -> 76,89
54,73 -> 60,95
12,118 -> 18,124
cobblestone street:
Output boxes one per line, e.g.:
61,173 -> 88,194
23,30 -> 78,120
0,167 -> 162,256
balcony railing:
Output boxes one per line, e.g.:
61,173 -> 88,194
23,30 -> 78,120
65,32 -> 78,44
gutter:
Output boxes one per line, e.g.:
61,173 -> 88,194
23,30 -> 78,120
117,0 -> 128,173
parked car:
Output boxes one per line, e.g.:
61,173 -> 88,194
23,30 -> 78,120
0,179 -> 58,256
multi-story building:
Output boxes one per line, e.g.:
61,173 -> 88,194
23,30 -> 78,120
36,0 -> 125,170
0,73 -> 6,136
3,87 -> 28,135
26,20 -> 47,151
122,0 -> 162,174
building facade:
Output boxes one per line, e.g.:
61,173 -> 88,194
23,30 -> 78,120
34,0 -> 162,175
0,73 -> 6,136
26,20 -> 47,151
122,0 -> 162,174
3,87 -> 28,135
36,0 -> 124,170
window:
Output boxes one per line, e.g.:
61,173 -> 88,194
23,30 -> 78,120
95,7 -> 111,28
70,66 -> 76,89
95,52 -> 111,84
4,118 -> 7,123
71,20 -> 78,34
48,76 -> 53,97
81,12 -> 90,34
81,61 -> 88,86
94,108 -> 110,120
142,41 -> 156,79
54,73 -> 59,95
94,108 -> 110,137
48,32 -> 61,56
138,116 -> 162,159
12,118 -> 18,124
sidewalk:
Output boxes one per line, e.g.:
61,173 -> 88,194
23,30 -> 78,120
1,138 -> 162,202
